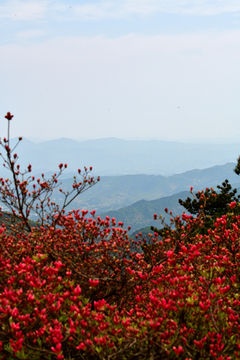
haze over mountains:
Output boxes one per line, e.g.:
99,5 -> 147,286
50,163 -> 240,233
47,162 -> 240,214
1,137 -> 240,234
1,137 -> 240,178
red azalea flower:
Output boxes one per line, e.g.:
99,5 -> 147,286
229,201 -> 236,209
5,112 -> 14,120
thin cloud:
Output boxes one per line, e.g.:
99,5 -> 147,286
0,0 -> 49,20
16,30 -> 47,38
1,0 -> 240,22
52,0 -> 240,20
1,30 -> 240,140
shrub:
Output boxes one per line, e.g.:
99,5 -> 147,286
0,112 -> 100,232
1,113 -> 240,359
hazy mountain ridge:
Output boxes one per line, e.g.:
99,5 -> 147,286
1,137 -> 240,229
2,137 -> 240,178
47,162 -> 240,214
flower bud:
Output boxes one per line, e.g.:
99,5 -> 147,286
5,112 -> 14,120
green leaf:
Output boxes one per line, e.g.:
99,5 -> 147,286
37,338 -> 42,347
32,254 -> 48,263
95,347 -> 102,353
15,348 -> 28,359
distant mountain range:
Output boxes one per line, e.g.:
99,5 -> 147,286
1,137 -> 240,178
44,162 -> 240,214
2,160 -> 240,216
1,137 -> 240,232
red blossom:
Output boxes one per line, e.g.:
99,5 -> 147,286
229,201 -> 236,209
1,124 -> 240,359
89,279 -> 99,287
5,112 -> 14,120
173,346 -> 184,355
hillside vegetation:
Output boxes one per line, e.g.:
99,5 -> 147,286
99,191 -> 190,233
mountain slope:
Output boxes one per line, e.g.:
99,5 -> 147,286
98,191 -> 190,233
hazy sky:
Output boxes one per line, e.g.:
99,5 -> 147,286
1,0 -> 240,141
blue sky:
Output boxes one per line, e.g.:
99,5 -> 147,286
1,0 -> 240,141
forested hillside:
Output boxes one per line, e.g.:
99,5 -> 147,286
99,191 -> 190,233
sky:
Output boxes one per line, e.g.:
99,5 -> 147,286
1,0 -> 240,142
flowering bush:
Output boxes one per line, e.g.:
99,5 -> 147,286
1,113 -> 240,359
1,207 -> 240,359
0,112 -> 100,232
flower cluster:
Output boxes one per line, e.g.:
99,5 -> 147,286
1,113 -> 240,359
1,206 -> 240,359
